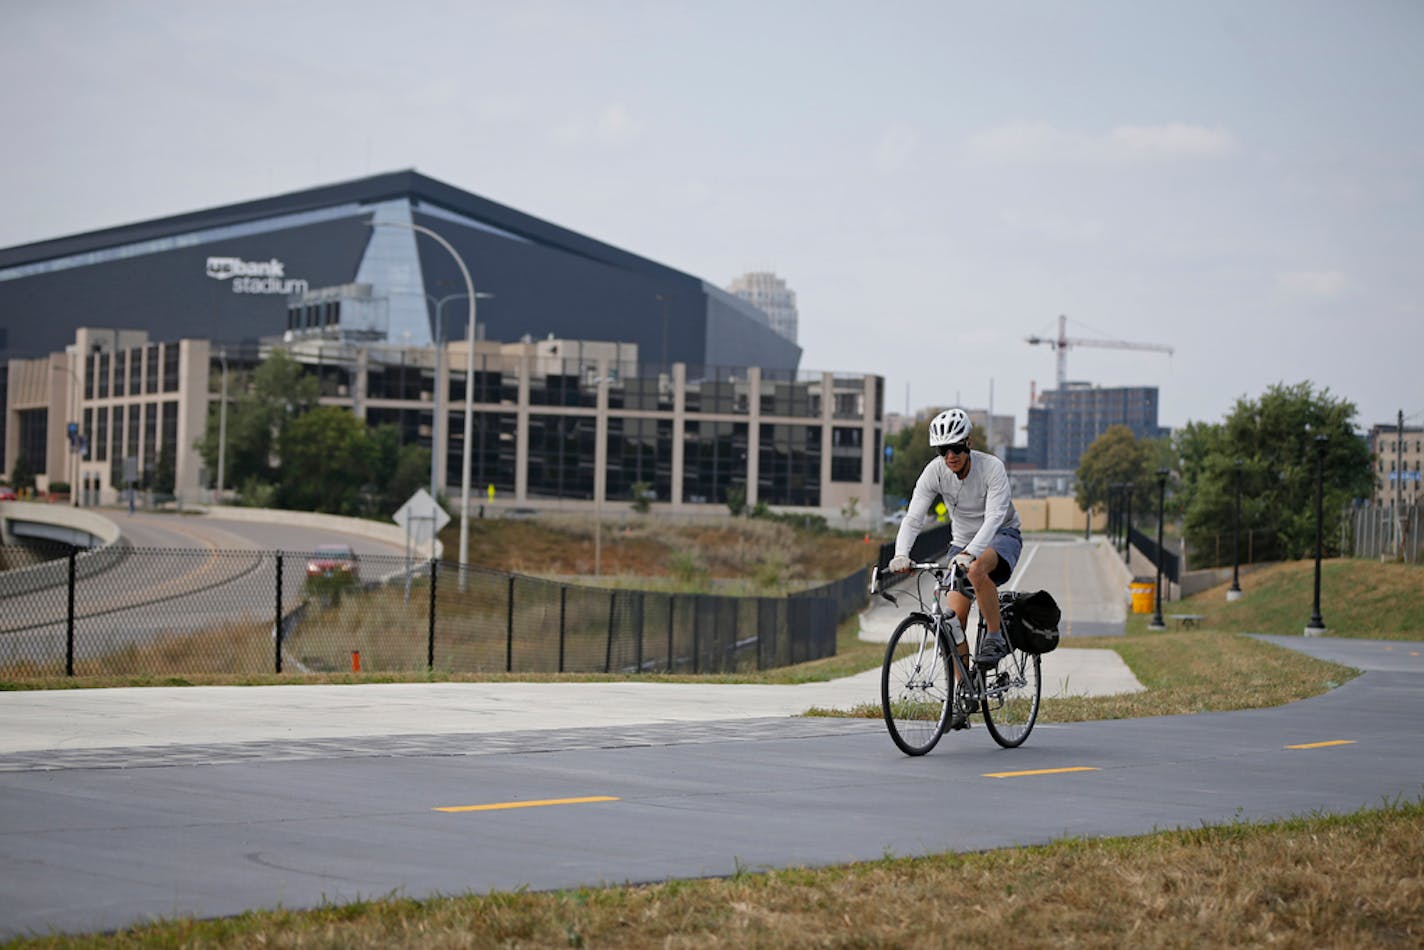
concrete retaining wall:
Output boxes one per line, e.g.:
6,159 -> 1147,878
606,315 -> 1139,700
200,506 -> 444,559
0,502 -> 128,597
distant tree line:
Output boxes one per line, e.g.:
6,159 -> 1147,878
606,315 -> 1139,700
1075,381 -> 1373,566
195,351 -> 430,518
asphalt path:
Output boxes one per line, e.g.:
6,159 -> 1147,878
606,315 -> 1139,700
1,626 -> 1421,936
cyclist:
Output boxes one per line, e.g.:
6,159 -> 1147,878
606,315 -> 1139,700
888,407 -> 1023,673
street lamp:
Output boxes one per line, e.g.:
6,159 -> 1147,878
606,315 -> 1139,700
50,361 -> 82,506
368,220 -> 477,582
216,347 -> 228,504
1305,435 -> 1328,636
1227,459 -> 1243,602
1148,468 -> 1168,631
424,291 -> 490,500
1123,485 -> 1134,560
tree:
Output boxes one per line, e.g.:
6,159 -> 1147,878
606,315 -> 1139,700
10,451 -> 35,491
195,350 -> 319,493
153,443 -> 176,496
1074,425 -> 1155,517
1181,381 -> 1372,564
276,406 -> 372,515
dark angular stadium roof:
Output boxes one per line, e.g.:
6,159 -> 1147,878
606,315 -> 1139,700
0,170 -> 694,284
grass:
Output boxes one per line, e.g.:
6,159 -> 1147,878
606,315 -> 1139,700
9,799 -> 1422,948
1156,557 -> 1424,639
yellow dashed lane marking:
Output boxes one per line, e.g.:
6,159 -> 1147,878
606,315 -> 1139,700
1285,740 -> 1356,750
435,796 -> 620,813
982,766 -> 1100,779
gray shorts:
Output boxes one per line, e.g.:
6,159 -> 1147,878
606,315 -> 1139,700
949,526 -> 1022,586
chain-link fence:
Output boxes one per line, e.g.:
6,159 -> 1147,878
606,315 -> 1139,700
0,544 -> 865,678
1350,503 -> 1421,563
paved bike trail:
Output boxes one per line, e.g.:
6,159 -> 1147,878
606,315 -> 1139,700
1,636 -> 1420,938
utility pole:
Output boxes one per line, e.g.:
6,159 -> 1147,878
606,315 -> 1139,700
1399,409 -> 1406,560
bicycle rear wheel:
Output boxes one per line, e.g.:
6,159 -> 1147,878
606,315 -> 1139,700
980,646 -> 1041,748
881,616 -> 952,756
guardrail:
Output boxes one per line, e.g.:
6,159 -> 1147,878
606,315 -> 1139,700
0,545 -> 864,679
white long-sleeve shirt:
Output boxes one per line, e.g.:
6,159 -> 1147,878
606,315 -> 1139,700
895,450 -> 1020,559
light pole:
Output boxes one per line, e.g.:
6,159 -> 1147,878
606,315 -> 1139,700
1227,459 -> 1243,602
1123,485 -> 1134,561
1305,435 -> 1328,636
1148,468 -> 1168,631
424,291 -> 467,500
368,220 -> 477,582
50,361 -> 82,506
216,347 -> 228,504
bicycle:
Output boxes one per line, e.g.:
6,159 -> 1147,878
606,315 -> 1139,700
870,560 -> 1042,756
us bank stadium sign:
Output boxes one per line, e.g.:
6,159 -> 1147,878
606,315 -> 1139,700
206,256 -> 309,295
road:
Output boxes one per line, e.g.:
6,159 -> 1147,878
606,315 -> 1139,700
0,511 -> 411,669
1,535 -> 1420,937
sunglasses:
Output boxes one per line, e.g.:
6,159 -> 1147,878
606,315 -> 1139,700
937,442 -> 969,458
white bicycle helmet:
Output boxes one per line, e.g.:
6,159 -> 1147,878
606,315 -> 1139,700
928,408 -> 971,447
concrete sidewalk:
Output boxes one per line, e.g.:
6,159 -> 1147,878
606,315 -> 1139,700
0,602 -> 1142,755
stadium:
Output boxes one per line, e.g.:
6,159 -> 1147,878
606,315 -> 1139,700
0,171 -> 884,525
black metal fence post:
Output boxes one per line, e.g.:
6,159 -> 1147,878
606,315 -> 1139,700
666,595 -> 675,673
505,575 -> 515,673
274,552 -> 283,673
65,549 -> 76,676
605,590 -> 615,673
558,585 -> 567,673
427,558 -> 437,671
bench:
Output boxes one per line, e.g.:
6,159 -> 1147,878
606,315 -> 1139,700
1168,614 -> 1205,629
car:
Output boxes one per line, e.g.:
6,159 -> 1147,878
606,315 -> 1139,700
306,543 -> 360,583
0,486 -> 17,501
882,507 -> 908,526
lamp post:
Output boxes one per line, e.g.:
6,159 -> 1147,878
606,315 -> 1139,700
1123,485 -> 1134,561
421,290 -> 461,498
369,220 -> 477,583
1148,468 -> 1168,631
216,347 -> 228,504
50,360 -> 82,506
1305,435 -> 1328,636
1227,459 -> 1243,602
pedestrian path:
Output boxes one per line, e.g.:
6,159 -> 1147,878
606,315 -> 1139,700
0,600 -> 1143,756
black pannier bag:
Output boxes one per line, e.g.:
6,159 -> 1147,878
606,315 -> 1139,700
998,590 -> 1061,655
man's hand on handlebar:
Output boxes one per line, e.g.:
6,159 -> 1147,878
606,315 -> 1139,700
951,552 -> 974,572
888,554 -> 912,574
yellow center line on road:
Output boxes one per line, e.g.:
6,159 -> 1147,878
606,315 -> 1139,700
982,766 -> 1099,779
434,796 -> 620,813
1285,740 -> 1356,750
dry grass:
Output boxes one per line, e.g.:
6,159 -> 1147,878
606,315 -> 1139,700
14,800 -> 1422,948
460,515 -> 877,586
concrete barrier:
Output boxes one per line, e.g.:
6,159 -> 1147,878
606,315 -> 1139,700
199,506 -> 444,559
0,502 -> 129,597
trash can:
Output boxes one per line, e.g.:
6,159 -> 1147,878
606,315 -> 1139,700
1129,578 -> 1156,614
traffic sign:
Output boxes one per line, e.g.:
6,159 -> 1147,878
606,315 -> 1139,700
393,489 -> 450,544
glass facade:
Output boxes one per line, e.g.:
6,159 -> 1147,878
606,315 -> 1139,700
445,410 -> 517,497
682,420 -> 748,504
527,413 -> 596,500
758,423 -> 822,507
607,417 -> 672,503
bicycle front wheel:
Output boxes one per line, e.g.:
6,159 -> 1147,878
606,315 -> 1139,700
881,616 -> 952,756
981,646 -> 1041,748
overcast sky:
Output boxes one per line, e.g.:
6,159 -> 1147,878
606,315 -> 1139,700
3,0 -> 1421,443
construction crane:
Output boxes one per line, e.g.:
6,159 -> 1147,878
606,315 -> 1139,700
1026,314 -> 1174,390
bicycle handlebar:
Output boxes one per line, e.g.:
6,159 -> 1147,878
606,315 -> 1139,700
869,560 -> 972,602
